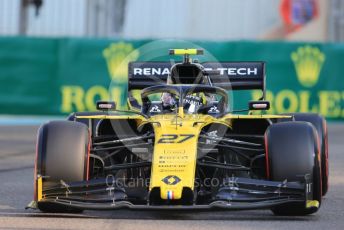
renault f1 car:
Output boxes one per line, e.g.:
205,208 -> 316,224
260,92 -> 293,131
28,49 -> 329,215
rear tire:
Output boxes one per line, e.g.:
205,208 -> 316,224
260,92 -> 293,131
35,121 -> 90,213
265,122 -> 322,216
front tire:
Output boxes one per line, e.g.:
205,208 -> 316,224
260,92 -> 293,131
265,121 -> 322,215
35,121 -> 90,212
286,113 -> 329,196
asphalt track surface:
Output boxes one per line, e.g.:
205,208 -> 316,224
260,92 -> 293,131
0,123 -> 343,230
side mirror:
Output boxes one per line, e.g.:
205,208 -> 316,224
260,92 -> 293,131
248,101 -> 270,110
96,101 -> 116,111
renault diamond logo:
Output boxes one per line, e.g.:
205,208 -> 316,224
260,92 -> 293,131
162,175 -> 181,185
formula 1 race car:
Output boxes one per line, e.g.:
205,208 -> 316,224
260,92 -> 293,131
28,49 -> 329,216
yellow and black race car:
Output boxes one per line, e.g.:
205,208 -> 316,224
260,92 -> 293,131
27,49 -> 329,215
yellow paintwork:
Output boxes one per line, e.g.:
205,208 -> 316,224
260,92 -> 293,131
76,112 -> 292,200
37,176 -> 43,201
171,49 -> 200,55
76,115 -> 143,119
306,200 -> 320,209
148,113 -> 228,199
76,114 -> 291,121
76,114 -> 146,128
221,114 -> 292,119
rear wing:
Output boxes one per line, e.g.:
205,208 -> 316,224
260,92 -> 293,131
128,61 -> 266,96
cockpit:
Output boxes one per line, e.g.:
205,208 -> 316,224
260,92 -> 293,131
141,85 -> 228,117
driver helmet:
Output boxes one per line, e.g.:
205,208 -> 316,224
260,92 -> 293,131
161,93 -> 177,110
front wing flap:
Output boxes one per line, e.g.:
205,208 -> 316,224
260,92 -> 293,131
27,175 -> 318,211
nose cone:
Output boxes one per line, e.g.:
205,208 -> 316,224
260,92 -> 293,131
149,117 -> 201,200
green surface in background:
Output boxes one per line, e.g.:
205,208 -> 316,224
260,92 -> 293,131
0,37 -> 343,120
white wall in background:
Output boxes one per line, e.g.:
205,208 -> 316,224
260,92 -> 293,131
0,0 -> 20,35
0,0 -> 86,37
122,0 -> 281,40
0,0 -> 281,40
26,0 -> 86,37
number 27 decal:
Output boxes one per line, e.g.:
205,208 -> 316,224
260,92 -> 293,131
157,134 -> 195,144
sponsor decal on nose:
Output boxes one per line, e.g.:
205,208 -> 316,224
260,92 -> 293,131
162,175 -> 181,185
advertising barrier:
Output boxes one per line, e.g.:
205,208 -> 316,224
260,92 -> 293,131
0,37 -> 343,120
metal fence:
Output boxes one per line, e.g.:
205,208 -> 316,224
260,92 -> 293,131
0,0 -> 343,41
0,0 -> 281,39
329,0 -> 344,41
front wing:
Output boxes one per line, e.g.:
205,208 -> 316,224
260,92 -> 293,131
27,175 -> 319,211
